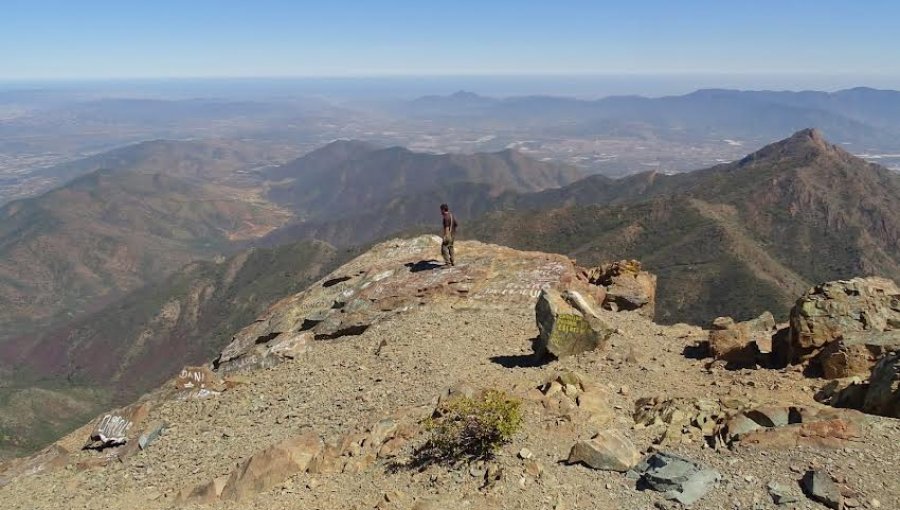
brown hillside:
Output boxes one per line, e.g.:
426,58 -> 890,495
470,129 -> 900,324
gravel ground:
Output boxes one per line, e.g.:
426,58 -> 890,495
2,299 -> 898,510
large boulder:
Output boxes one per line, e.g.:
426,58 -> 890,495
535,289 -> 613,358
581,260 -> 657,318
708,312 -> 777,366
783,277 -> 900,372
862,352 -> 900,418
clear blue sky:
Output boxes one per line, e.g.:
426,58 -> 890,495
2,0 -> 899,79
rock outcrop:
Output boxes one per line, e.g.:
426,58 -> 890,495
580,260 -> 657,318
216,236 -> 586,373
220,432 -> 323,501
721,405 -> 864,449
708,311 -> 777,366
83,402 -> 151,451
782,277 -> 900,375
0,445 -> 69,488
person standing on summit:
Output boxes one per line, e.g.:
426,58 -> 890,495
440,203 -> 458,266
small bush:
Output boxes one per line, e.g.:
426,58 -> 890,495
419,390 -> 523,464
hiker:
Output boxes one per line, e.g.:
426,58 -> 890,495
440,203 -> 458,266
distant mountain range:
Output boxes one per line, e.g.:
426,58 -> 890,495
406,87 -> 900,150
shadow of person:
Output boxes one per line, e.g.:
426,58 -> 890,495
404,260 -> 444,272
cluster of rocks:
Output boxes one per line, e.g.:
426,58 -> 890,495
527,370 -> 615,427
704,276 -> 900,420
534,259 -> 657,360
633,397 -> 752,446
578,259 -> 657,318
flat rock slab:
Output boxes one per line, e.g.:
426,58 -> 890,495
628,452 -> 721,506
216,236 -> 590,372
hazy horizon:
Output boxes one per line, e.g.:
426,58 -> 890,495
4,73 -> 900,100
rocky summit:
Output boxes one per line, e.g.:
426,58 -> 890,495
1,236 -> 899,509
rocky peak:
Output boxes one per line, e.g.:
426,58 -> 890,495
737,128 -> 846,168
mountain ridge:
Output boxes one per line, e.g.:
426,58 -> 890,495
468,129 -> 900,324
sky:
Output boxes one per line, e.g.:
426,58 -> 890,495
2,0 -> 900,81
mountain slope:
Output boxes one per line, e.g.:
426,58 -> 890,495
0,239 -> 345,460
266,141 -> 584,221
468,129 -> 900,324
0,169 -> 289,336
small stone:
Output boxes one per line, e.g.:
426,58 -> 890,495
870,498 -> 881,508
801,470 -> 843,510
524,460 -> 543,478
518,448 -> 534,460
566,430 -> 640,472
767,481 -> 798,505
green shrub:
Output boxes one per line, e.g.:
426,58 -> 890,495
419,390 -> 523,464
